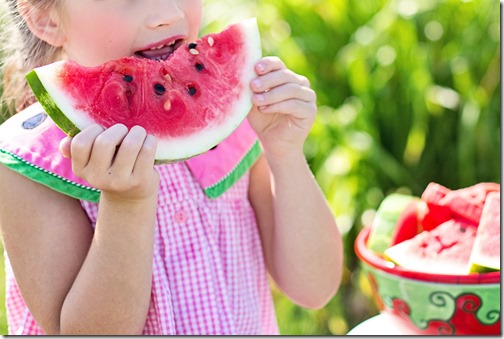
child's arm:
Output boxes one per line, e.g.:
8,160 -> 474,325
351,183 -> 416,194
0,124 -> 159,334
248,57 -> 343,309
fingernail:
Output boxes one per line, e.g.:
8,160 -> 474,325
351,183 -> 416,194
252,79 -> 261,89
257,63 -> 265,72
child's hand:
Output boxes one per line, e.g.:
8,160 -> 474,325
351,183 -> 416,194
59,124 -> 159,202
248,56 -> 317,160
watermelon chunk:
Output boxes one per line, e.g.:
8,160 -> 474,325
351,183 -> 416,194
384,219 -> 477,275
26,19 -> 262,161
469,192 -> 501,272
367,194 -> 420,254
440,182 -> 500,225
420,182 -> 453,230
390,198 -> 423,245
420,182 -> 500,228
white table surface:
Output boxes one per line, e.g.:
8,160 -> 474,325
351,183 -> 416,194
347,313 -> 420,335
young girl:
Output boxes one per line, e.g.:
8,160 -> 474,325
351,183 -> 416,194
0,0 -> 343,335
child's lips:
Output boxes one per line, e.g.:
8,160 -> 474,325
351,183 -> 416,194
136,45 -> 175,60
135,37 -> 185,61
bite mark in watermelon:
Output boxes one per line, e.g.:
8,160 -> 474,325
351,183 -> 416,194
384,219 -> 477,275
469,192 -> 501,273
26,18 -> 262,161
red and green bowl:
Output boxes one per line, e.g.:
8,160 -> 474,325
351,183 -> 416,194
355,226 -> 501,335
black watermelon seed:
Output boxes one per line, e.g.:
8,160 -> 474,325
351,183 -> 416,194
188,86 -> 197,96
154,83 -> 166,95
195,63 -> 204,72
123,75 -> 133,82
189,42 -> 198,49
210,145 -> 218,150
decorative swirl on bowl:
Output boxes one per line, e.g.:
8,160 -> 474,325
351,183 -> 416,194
458,294 -> 481,313
429,291 -> 452,308
432,320 -> 455,335
356,227 -> 501,335
486,310 -> 500,323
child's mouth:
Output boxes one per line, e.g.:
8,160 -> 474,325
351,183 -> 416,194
135,38 -> 185,61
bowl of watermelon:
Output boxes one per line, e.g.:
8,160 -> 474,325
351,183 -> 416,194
355,182 -> 501,335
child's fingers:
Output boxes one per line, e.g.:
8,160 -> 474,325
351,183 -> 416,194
252,83 -> 316,108
88,124 -> 129,169
110,125 -> 148,177
59,136 -> 72,158
132,134 -> 158,176
255,56 -> 286,75
258,99 -> 317,120
76,124 -> 128,179
70,124 -> 106,171
251,69 -> 311,94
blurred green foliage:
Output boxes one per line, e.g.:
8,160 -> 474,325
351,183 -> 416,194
0,0 -> 500,335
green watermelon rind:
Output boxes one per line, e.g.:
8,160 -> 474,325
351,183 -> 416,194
26,70 -> 81,137
468,263 -> 499,273
367,194 -> 418,254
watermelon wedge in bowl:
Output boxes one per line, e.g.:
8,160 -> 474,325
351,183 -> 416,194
26,18 -> 262,161
355,227 -> 500,335
355,182 -> 501,335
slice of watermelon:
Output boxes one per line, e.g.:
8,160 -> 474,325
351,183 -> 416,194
384,219 -> 477,275
420,182 -> 500,228
26,19 -> 262,161
468,192 -> 500,273
366,193 -> 420,255
419,182 -> 453,230
440,182 -> 500,225
390,198 -> 423,245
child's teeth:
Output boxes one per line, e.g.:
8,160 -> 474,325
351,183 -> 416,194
150,41 -> 177,51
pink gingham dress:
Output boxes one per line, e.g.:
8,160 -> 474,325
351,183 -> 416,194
0,104 -> 279,335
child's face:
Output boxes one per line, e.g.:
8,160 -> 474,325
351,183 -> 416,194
58,0 -> 203,66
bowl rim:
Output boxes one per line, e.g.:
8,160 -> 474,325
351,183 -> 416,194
355,226 -> 500,284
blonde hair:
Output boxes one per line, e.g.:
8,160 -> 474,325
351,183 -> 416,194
1,0 -> 63,116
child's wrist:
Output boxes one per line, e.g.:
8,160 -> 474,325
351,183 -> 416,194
264,148 -> 307,173
100,189 -> 159,207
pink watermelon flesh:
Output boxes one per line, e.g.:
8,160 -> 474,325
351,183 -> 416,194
469,192 -> 501,272
384,219 -> 477,275
390,199 -> 422,245
59,38 -> 241,137
439,182 -> 500,225
420,182 -> 453,230
420,182 -> 500,228
26,19 -> 262,161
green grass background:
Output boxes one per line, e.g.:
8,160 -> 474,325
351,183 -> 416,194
0,0 -> 500,335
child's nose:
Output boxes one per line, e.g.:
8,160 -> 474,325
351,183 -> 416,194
147,0 -> 185,28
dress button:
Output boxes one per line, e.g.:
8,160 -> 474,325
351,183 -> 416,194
174,210 -> 188,224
